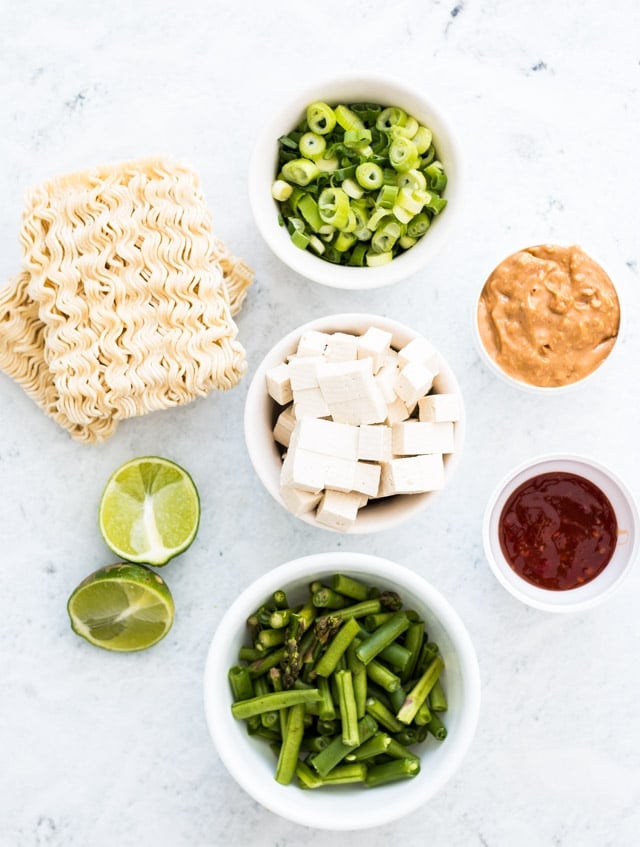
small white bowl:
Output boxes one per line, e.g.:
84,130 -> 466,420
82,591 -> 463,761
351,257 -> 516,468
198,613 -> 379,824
473,242 -> 623,395
203,551 -> 481,831
243,313 -> 465,534
483,454 -> 639,612
248,71 -> 463,290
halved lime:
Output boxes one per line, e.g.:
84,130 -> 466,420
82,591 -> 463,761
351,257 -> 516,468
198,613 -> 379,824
67,563 -> 174,652
99,456 -> 200,566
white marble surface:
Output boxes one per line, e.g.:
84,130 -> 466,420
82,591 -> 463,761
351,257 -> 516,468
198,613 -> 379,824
1,1 -> 639,845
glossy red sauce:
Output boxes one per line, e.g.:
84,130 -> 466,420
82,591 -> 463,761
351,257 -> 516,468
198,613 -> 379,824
499,471 -> 617,590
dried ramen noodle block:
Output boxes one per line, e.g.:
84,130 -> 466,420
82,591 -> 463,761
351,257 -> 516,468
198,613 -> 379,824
0,158 -> 253,442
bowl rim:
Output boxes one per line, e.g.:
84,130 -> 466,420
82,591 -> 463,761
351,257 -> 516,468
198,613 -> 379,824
243,312 -> 466,535
203,551 -> 481,830
248,69 -> 464,290
482,452 -> 640,612
471,241 -> 624,394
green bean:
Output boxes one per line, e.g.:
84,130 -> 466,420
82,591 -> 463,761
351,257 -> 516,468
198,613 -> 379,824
430,678 -> 448,712
426,713 -> 448,740
275,703 -> 306,785
346,732 -> 391,762
365,696 -> 404,734
230,688 -> 321,720
228,666 -> 254,701
335,669 -> 359,747
313,617 -> 360,677
365,758 -> 420,787
356,612 -> 410,665
330,573 -> 370,601
310,714 -> 378,777
397,656 -> 444,724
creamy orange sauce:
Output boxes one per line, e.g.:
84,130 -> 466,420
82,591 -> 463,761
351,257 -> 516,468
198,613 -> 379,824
477,244 -> 620,387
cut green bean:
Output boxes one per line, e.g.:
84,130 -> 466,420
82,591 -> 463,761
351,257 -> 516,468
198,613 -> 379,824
365,696 -> 404,733
386,737 -> 421,764
365,758 -> 420,787
335,669 -> 360,747
427,713 -> 448,740
346,732 -> 392,762
313,617 -> 360,677
430,677 -> 448,712
313,586 -> 349,609
396,656 -> 444,724
228,666 -> 254,701
414,700 -> 432,727
366,658 -> 401,692
330,573 -> 370,601
231,688 -> 321,720
355,611 -> 410,665
310,714 -> 378,777
275,703 -> 306,785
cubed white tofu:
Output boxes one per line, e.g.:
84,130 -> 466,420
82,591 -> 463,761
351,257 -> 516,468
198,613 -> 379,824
280,447 -> 326,493
292,418 -> 359,460
280,486 -> 322,516
323,455 -> 359,492
273,405 -> 296,447
385,395 -> 412,424
357,424 -> 392,462
325,332 -> 359,362
297,330 -> 332,357
317,359 -> 387,425
394,362 -> 436,408
357,327 -> 392,373
266,362 -> 292,406
375,357 -> 399,403
418,393 -> 461,423
351,461 -> 381,497
397,337 -> 440,374
293,387 -> 331,419
392,421 -> 455,455
315,489 -> 360,532
288,356 -> 324,391
378,454 -> 445,496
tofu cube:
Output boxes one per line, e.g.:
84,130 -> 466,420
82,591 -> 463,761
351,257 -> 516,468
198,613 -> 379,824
375,357 -> 399,403
297,330 -> 331,357
397,337 -> 440,374
317,359 -> 387,425
280,447 -> 326,493
378,454 -> 445,496
280,486 -> 322,516
357,425 -> 392,462
392,421 -> 455,455
292,418 -> 359,460
293,387 -> 331,419
266,363 -> 292,406
418,393 -> 461,423
325,332 -> 359,362
385,395 -> 412,424
288,356 -> 324,391
323,455 -> 360,492
352,461 -> 381,497
394,362 -> 435,408
357,327 -> 392,373
316,489 -> 361,532
273,405 -> 296,447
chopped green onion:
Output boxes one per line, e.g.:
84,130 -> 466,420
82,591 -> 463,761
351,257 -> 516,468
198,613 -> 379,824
413,125 -> 433,154
297,194 -> 323,231
390,115 -> 419,139
406,212 -> 431,239
376,106 -> 408,131
334,104 -> 364,131
366,249 -> 393,267
306,101 -> 336,135
308,234 -> 325,254
398,234 -> 417,249
299,132 -> 327,161
318,187 -> 350,229
355,162 -> 383,190
334,231 -> 358,252
397,169 -> 427,192
371,220 -> 402,254
271,179 -> 293,202
342,177 -> 364,199
376,184 -> 399,209
343,128 -> 372,148
389,137 -> 419,172
316,154 -> 340,172
281,158 -> 320,186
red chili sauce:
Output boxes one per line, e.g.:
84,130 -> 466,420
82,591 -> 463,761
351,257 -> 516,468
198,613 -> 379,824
499,471 -> 617,590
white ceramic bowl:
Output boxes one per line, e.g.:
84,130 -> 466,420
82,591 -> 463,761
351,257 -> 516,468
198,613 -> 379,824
244,313 -> 465,534
483,454 -> 639,612
203,552 -> 481,830
248,71 -> 463,290
473,242 -> 623,395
